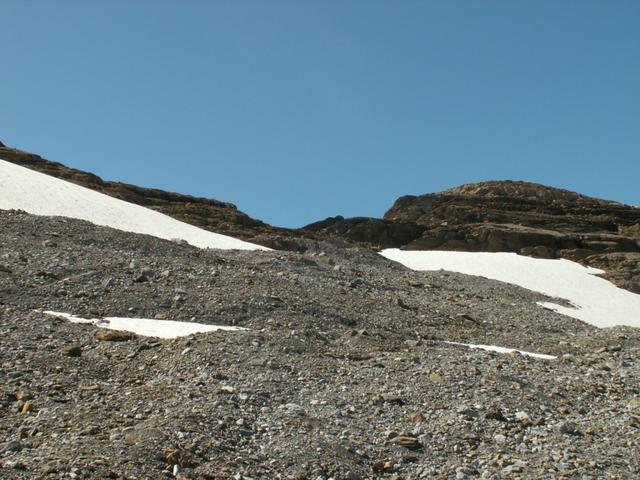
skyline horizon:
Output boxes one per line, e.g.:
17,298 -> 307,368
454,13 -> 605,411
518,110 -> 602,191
3,2 -> 638,227
2,137 -> 638,229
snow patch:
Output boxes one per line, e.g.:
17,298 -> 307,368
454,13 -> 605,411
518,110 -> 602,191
380,249 -> 640,329
43,311 -> 246,339
444,341 -> 557,360
0,159 -> 268,251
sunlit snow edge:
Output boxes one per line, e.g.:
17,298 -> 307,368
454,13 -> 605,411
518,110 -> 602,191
43,311 -> 246,339
0,159 -> 269,251
380,249 -> 640,329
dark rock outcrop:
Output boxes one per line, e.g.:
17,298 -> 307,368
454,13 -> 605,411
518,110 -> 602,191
303,215 -> 424,248
382,181 -> 640,292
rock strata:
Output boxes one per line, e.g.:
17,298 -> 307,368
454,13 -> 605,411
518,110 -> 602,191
381,181 -> 640,292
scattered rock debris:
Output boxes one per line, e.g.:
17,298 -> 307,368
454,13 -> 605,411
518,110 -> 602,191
0,210 -> 638,479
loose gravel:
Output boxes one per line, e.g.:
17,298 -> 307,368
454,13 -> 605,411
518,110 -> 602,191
1,210 -> 638,479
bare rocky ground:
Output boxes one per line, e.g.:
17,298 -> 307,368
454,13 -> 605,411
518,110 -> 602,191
1,210 -> 639,479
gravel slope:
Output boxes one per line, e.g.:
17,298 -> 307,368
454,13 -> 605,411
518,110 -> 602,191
1,210 -> 638,479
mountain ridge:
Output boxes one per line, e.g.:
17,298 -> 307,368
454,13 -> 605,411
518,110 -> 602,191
2,142 -> 639,292
441,179 -> 627,206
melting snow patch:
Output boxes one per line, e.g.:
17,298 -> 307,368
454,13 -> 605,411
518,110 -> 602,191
43,311 -> 246,339
380,249 -> 640,329
444,341 -> 557,360
0,159 -> 268,251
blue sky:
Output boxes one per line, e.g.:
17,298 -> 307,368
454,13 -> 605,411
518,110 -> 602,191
2,1 -> 639,227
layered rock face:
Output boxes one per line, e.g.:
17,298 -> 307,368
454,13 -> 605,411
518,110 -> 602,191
303,215 -> 424,249
383,181 -> 640,292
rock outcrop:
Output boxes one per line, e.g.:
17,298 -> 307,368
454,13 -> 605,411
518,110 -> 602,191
303,215 -> 424,248
383,181 -> 640,292
304,181 -> 640,292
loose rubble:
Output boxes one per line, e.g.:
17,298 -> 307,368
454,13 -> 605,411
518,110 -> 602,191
1,210 -> 638,479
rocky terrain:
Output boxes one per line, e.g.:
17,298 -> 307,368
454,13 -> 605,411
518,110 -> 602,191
1,210 -> 639,479
2,143 -> 639,292
308,182 -> 640,293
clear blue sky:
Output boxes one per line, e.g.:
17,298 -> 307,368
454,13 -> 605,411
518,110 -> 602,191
2,1 -> 639,227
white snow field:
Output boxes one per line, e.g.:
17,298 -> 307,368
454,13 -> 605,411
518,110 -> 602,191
43,311 -> 246,339
0,159 -> 268,251
380,249 -> 640,329
444,341 -> 557,360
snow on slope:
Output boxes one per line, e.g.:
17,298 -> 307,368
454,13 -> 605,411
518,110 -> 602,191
43,311 -> 245,339
0,159 -> 268,251
444,341 -> 557,360
380,249 -> 640,329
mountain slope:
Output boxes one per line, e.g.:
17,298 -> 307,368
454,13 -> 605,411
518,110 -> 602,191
1,210 -> 639,479
0,144 -> 293,246
2,143 -> 639,292
308,181 -> 640,293
0,159 -> 266,251
1,141 -> 639,478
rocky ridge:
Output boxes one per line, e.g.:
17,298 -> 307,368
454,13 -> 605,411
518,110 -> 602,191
0,145 -> 300,250
1,143 -> 639,293
309,182 -> 640,293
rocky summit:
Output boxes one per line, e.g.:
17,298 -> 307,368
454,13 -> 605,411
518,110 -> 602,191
0,144 -> 639,479
308,181 -> 640,294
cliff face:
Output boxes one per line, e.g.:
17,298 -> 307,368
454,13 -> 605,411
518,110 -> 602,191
303,215 -> 424,249
387,181 -> 637,233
